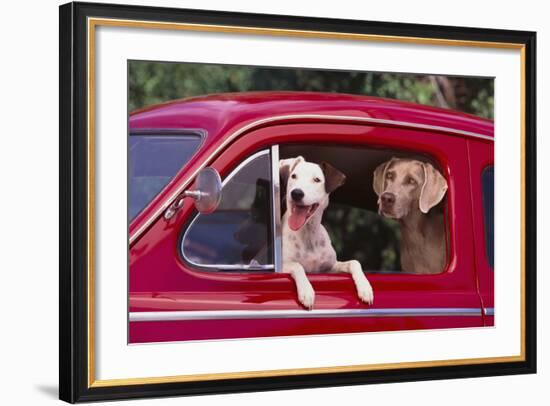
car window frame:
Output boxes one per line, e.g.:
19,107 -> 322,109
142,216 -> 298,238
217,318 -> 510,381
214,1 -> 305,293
166,120 -> 479,295
178,140 -> 453,276
179,147 -> 282,272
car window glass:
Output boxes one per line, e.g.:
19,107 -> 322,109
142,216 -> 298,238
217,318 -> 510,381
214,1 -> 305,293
482,166 -> 494,268
129,134 -> 201,220
182,151 -> 274,269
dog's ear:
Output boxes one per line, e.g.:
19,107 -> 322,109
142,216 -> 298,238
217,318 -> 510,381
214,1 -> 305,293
373,158 -> 397,196
321,162 -> 346,194
279,156 -> 304,184
419,162 -> 448,214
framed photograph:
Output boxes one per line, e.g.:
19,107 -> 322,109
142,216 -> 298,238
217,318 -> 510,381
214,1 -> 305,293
59,1 -> 536,403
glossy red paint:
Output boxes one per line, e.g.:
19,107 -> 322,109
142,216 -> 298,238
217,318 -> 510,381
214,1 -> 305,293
128,92 -> 494,343
467,139 -> 495,327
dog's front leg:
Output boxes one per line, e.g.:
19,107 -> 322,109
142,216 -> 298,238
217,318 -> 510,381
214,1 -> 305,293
331,260 -> 374,304
282,262 -> 315,309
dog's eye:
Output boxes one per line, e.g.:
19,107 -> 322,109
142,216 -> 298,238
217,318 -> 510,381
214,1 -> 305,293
313,177 -> 321,183
386,172 -> 394,180
408,177 -> 417,185
291,174 -> 297,179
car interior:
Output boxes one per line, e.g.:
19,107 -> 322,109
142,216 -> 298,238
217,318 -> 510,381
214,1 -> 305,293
279,143 -> 447,273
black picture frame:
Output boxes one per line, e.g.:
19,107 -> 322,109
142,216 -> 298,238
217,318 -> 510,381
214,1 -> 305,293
59,1 -> 537,403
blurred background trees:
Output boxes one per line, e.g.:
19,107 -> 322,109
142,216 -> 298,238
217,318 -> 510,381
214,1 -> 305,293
129,61 -> 493,119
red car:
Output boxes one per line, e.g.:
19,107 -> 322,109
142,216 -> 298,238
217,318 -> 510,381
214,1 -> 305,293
128,91 -> 494,343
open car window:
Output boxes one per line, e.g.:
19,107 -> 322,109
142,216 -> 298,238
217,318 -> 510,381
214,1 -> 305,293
279,144 -> 450,274
181,150 -> 275,270
180,143 -> 449,275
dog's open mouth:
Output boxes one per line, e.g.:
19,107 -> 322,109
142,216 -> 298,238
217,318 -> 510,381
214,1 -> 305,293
288,203 -> 319,231
379,207 -> 393,217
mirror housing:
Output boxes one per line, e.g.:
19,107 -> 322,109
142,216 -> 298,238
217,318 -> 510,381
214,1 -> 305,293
186,167 -> 222,214
164,167 -> 222,220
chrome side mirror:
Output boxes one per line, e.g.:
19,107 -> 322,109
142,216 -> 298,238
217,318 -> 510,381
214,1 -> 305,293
164,167 -> 222,220
186,167 -> 222,213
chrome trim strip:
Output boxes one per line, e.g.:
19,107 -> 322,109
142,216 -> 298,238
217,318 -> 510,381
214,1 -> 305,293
180,150 -> 276,271
129,128 -> 206,138
270,145 -> 283,273
130,114 -> 493,244
181,264 -> 274,271
484,307 -> 495,316
130,308 -> 482,322
220,149 -> 270,187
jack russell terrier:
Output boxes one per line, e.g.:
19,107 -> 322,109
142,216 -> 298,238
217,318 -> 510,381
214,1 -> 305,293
280,156 -> 374,309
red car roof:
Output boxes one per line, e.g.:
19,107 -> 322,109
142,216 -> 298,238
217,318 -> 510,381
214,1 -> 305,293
129,91 -> 493,139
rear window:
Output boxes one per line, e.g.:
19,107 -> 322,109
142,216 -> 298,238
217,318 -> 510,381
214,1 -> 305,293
129,133 -> 201,220
482,166 -> 494,268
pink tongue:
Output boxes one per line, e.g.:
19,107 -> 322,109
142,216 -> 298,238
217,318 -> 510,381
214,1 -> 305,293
289,206 -> 309,231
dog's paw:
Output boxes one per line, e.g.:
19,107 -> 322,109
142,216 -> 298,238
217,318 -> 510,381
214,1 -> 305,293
298,282 -> 315,310
357,281 -> 374,305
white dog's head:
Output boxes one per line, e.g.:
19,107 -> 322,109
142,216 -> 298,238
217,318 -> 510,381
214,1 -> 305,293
280,156 -> 346,231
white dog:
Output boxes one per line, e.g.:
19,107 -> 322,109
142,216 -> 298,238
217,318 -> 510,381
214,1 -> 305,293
280,156 -> 374,309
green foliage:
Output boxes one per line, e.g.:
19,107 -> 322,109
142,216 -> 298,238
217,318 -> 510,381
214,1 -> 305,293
129,61 -> 493,119
367,73 -> 433,106
324,204 -> 402,271
129,62 -> 253,111
469,81 -> 494,119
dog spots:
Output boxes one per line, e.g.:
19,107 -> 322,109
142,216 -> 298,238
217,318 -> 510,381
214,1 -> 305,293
294,243 -> 301,250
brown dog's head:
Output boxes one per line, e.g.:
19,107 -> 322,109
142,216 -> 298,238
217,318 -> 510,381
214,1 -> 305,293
373,158 -> 447,219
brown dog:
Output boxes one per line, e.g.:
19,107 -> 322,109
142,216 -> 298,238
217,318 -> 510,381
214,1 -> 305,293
373,158 -> 448,274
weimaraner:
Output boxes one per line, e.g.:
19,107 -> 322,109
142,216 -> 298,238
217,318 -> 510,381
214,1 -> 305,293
373,157 -> 448,274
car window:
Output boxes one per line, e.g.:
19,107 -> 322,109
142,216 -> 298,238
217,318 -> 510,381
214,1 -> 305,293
482,166 -> 494,268
280,144 -> 449,274
181,150 -> 274,270
129,133 -> 201,220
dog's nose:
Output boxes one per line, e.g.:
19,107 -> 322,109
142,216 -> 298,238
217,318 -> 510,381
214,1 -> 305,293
291,188 -> 305,202
381,192 -> 396,206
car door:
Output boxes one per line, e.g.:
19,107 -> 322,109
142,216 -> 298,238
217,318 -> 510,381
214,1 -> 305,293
129,120 -> 484,343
